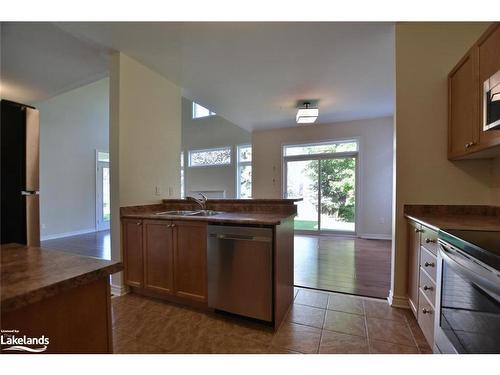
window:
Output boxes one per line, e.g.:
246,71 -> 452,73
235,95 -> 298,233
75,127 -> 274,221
188,146 -> 231,167
237,145 -> 252,199
192,102 -> 216,119
180,151 -> 185,198
284,140 -> 358,156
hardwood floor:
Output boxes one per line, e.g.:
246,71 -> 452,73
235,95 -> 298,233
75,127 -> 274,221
41,230 -> 111,260
294,235 -> 391,299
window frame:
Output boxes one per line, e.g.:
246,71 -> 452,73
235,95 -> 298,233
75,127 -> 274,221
192,101 -> 216,119
236,144 -> 252,199
188,146 -> 232,168
283,139 -> 358,157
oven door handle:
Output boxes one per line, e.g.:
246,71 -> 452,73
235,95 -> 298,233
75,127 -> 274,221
440,244 -> 500,297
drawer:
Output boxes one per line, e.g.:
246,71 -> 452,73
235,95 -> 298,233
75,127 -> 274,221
420,226 -> 438,255
419,267 -> 436,306
420,246 -> 437,282
417,290 -> 435,347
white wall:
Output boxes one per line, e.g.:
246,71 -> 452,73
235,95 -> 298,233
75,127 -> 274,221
252,116 -> 394,238
181,97 -> 250,198
38,78 -> 109,239
109,52 -> 182,290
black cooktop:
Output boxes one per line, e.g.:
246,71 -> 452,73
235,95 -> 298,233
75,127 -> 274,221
439,229 -> 500,271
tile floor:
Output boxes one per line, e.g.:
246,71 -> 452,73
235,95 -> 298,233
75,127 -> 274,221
112,288 -> 433,354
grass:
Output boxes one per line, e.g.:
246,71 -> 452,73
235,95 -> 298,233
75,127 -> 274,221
294,220 -> 318,231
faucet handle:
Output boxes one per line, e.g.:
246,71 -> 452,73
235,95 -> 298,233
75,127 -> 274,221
199,192 -> 208,201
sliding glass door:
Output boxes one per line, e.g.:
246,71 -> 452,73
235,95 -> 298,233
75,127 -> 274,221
284,140 -> 357,234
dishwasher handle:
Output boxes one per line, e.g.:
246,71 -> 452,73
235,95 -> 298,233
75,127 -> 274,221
209,233 -> 272,242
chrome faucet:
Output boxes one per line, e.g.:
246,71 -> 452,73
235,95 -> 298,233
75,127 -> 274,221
187,193 -> 208,210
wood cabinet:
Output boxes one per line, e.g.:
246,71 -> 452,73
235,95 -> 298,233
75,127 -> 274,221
406,219 -> 438,347
122,218 -> 144,288
448,23 -> 500,159
407,220 -> 421,316
173,221 -> 207,302
122,218 -> 207,305
478,24 -> 500,150
143,220 -> 174,295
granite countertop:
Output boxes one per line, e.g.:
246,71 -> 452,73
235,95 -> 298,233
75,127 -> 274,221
1,244 -> 123,313
404,213 -> 500,232
404,205 -> 500,232
121,211 -> 294,225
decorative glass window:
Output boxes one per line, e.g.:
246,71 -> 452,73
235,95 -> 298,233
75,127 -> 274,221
180,151 -> 185,198
237,145 -> 252,199
192,102 -> 216,119
283,140 -> 358,157
188,146 -> 231,167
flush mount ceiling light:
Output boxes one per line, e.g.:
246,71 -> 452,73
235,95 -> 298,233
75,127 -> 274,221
296,101 -> 319,124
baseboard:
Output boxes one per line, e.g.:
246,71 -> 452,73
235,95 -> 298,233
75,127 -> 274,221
387,290 -> 410,309
41,228 -> 97,241
110,283 -> 129,297
358,233 -> 392,240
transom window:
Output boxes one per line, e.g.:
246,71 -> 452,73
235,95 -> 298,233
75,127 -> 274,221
283,140 -> 358,157
188,146 -> 231,167
192,102 -> 216,119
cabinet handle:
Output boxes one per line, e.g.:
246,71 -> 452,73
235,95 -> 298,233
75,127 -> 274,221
423,285 -> 433,291
424,261 -> 435,267
464,141 -> 477,149
136,222 -> 142,226
171,224 -> 176,228
425,238 -> 436,244
422,308 -> 432,315
415,228 -> 423,233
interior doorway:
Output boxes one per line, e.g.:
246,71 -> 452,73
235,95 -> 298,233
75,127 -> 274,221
95,150 -> 110,231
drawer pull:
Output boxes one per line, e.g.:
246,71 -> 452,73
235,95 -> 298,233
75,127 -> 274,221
425,238 -> 436,244
424,261 -> 435,267
422,308 -> 432,315
136,222 -> 142,226
423,285 -> 433,291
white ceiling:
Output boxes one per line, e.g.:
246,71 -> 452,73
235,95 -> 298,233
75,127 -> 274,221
2,22 -> 395,131
1,22 -> 109,105
58,22 -> 395,131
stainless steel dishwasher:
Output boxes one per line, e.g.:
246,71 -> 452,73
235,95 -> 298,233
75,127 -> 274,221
207,225 -> 273,322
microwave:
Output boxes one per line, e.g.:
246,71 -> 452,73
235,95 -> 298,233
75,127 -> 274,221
484,70 -> 500,131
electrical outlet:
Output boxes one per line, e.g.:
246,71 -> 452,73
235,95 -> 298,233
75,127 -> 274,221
168,187 -> 173,196
41,223 -> 46,229
379,217 -> 386,224
155,186 -> 161,196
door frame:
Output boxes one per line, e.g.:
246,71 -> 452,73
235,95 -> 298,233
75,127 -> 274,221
95,149 -> 110,231
283,147 -> 359,236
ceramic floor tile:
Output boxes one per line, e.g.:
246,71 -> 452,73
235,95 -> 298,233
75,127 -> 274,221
327,294 -> 364,315
294,289 -> 329,309
369,339 -> 419,354
323,310 -> 367,337
319,330 -> 369,354
366,317 -> 415,346
286,304 -> 326,329
363,299 -> 408,322
271,322 -> 322,354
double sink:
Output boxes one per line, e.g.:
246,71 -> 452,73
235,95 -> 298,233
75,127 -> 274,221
155,210 -> 222,217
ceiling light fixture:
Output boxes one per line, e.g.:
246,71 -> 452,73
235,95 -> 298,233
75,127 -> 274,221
296,102 -> 319,124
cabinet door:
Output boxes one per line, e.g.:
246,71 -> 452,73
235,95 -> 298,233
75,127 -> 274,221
143,220 -> 174,295
478,23 -> 500,149
407,220 -> 421,317
173,221 -> 207,303
122,218 -> 144,288
448,49 -> 478,159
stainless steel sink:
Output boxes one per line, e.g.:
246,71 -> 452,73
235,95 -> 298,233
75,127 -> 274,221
155,210 -> 199,216
155,210 -> 222,217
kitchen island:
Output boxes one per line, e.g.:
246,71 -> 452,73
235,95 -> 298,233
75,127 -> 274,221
1,243 -> 122,353
120,199 -> 298,330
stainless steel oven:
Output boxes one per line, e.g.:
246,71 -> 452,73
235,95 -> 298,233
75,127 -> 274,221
483,70 -> 500,131
434,238 -> 500,353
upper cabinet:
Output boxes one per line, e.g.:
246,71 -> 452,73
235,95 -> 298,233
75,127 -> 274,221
448,23 -> 500,160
